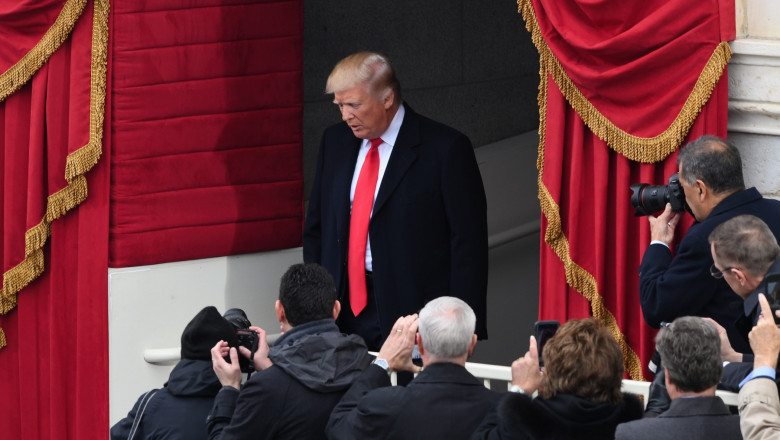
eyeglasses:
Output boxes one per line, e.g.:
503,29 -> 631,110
710,263 -> 734,279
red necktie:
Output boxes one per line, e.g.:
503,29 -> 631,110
348,138 -> 382,316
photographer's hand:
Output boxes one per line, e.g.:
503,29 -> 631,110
378,314 -> 419,373
240,326 -> 273,371
703,317 -> 743,362
648,203 -> 681,246
211,341 -> 242,390
750,294 -> 780,370
511,336 -> 543,394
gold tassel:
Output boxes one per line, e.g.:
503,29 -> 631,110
0,328 -> 6,349
0,0 -> 88,103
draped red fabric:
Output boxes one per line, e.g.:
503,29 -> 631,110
109,0 -> 304,267
0,0 -> 110,437
522,0 -> 733,379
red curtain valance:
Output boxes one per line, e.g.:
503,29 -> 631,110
521,0 -> 733,163
521,0 -> 733,379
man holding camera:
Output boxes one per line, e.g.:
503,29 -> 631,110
639,135 -> 780,355
326,297 -> 501,439
207,263 -> 372,439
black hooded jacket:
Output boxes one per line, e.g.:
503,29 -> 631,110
111,359 -> 222,439
472,392 -> 644,440
207,319 -> 372,440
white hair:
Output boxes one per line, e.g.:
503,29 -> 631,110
417,296 -> 475,359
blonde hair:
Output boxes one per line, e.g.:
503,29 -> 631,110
325,52 -> 401,102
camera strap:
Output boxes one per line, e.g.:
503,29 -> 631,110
128,389 -> 158,440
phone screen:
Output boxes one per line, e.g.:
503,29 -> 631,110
765,274 -> 780,324
534,320 -> 560,367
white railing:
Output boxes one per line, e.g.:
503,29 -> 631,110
149,348 -> 739,407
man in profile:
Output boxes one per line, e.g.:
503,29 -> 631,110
639,135 -> 780,355
303,52 -> 488,350
207,263 -> 372,439
615,317 -> 741,439
326,296 -> 501,439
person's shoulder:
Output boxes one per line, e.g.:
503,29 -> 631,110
404,105 -> 469,144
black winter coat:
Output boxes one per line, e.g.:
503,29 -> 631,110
111,359 -> 222,439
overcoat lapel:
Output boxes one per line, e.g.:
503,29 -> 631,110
373,106 -> 418,216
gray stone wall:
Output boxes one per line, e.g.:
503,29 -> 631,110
303,0 -> 540,197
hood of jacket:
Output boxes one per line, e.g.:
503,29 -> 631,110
164,358 -> 222,397
269,319 -> 371,393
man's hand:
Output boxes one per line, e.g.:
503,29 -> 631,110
377,314 -> 419,373
703,317 -> 743,362
749,294 -> 780,370
211,340 -> 242,390
648,203 -> 682,245
239,326 -> 273,371
511,336 -> 544,394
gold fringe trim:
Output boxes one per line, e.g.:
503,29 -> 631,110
518,0 -> 731,164
526,2 -> 645,380
0,0 -> 88,103
0,0 -> 109,350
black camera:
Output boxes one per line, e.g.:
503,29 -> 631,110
629,173 -> 688,216
223,308 -> 259,373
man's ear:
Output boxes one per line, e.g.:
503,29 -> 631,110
732,268 -> 748,287
275,300 -> 286,324
467,334 -> 478,357
416,333 -> 424,355
383,90 -> 395,109
695,180 -> 707,200
333,300 -> 341,320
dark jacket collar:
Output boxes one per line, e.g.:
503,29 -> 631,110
660,395 -> 732,418
709,188 -> 762,220
410,362 -> 484,387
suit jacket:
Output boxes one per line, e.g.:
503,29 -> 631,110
740,377 -> 780,440
326,362 -> 502,440
639,188 -> 780,353
615,396 -> 741,439
303,104 -> 489,338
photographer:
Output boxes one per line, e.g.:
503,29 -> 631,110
207,263 -> 372,439
111,306 -> 239,440
706,215 -> 780,389
639,135 -> 780,356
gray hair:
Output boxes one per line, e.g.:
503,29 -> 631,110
709,215 -> 780,278
656,317 -> 722,393
417,296 -> 475,359
325,52 -> 401,102
677,135 -> 744,195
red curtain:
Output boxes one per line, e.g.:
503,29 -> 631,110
520,0 -> 733,379
0,0 -> 110,438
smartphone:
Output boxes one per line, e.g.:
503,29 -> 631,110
533,320 -> 560,367
764,273 -> 780,324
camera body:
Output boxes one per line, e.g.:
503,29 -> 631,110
223,308 -> 259,373
629,173 -> 688,216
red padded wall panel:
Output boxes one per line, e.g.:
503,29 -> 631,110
109,0 -> 303,267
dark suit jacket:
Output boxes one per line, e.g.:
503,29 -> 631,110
303,104 -> 489,338
614,396 -> 741,440
326,362 -> 502,440
639,188 -> 780,353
